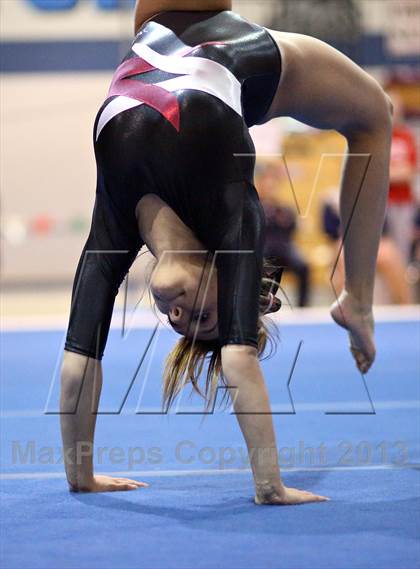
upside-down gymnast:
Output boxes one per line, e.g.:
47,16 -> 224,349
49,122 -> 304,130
60,0 -> 392,504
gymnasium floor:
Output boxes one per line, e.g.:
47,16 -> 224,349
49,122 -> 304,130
1,306 -> 419,569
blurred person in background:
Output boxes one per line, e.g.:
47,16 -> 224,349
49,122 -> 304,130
386,87 -> 418,263
407,206 -> 420,303
322,189 -> 411,304
257,163 -> 310,307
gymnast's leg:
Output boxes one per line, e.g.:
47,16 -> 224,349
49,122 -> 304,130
330,126 -> 392,373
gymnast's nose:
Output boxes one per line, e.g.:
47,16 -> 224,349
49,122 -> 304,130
169,306 -> 183,323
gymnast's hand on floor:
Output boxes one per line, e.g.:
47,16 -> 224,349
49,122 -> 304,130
71,475 -> 149,493
330,290 -> 376,374
255,485 -> 330,506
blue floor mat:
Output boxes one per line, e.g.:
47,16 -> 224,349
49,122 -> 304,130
1,319 -> 419,569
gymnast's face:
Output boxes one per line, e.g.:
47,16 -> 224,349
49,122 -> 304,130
150,257 -> 219,341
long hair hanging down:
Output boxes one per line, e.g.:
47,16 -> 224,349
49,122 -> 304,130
162,319 -> 275,412
161,257 -> 283,412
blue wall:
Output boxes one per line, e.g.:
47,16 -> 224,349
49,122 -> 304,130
27,0 -> 135,10
1,34 -> 419,73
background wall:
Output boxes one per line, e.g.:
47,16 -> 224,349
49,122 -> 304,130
1,0 -> 419,288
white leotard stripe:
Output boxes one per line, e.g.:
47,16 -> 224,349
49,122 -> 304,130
96,96 -> 145,141
131,42 -> 241,106
95,41 -> 242,140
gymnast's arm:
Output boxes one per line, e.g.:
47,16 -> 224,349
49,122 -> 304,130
61,351 -> 147,493
264,31 -> 392,371
216,185 -> 328,504
60,205 -> 146,492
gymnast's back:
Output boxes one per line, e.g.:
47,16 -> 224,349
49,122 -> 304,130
93,9 -> 281,245
97,10 -> 281,136
64,10 -> 282,359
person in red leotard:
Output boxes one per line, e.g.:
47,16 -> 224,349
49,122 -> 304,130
387,88 -> 418,263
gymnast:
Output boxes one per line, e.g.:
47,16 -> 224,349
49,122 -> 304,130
60,0 -> 392,504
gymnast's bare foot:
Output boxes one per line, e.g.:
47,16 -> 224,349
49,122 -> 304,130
330,290 -> 376,374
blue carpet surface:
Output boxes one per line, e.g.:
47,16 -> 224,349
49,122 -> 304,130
1,320 -> 419,568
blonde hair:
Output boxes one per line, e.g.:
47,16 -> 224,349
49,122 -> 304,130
146,254 -> 281,411
162,318 -> 275,411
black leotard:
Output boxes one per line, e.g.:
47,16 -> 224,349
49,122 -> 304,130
64,10 -> 281,359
